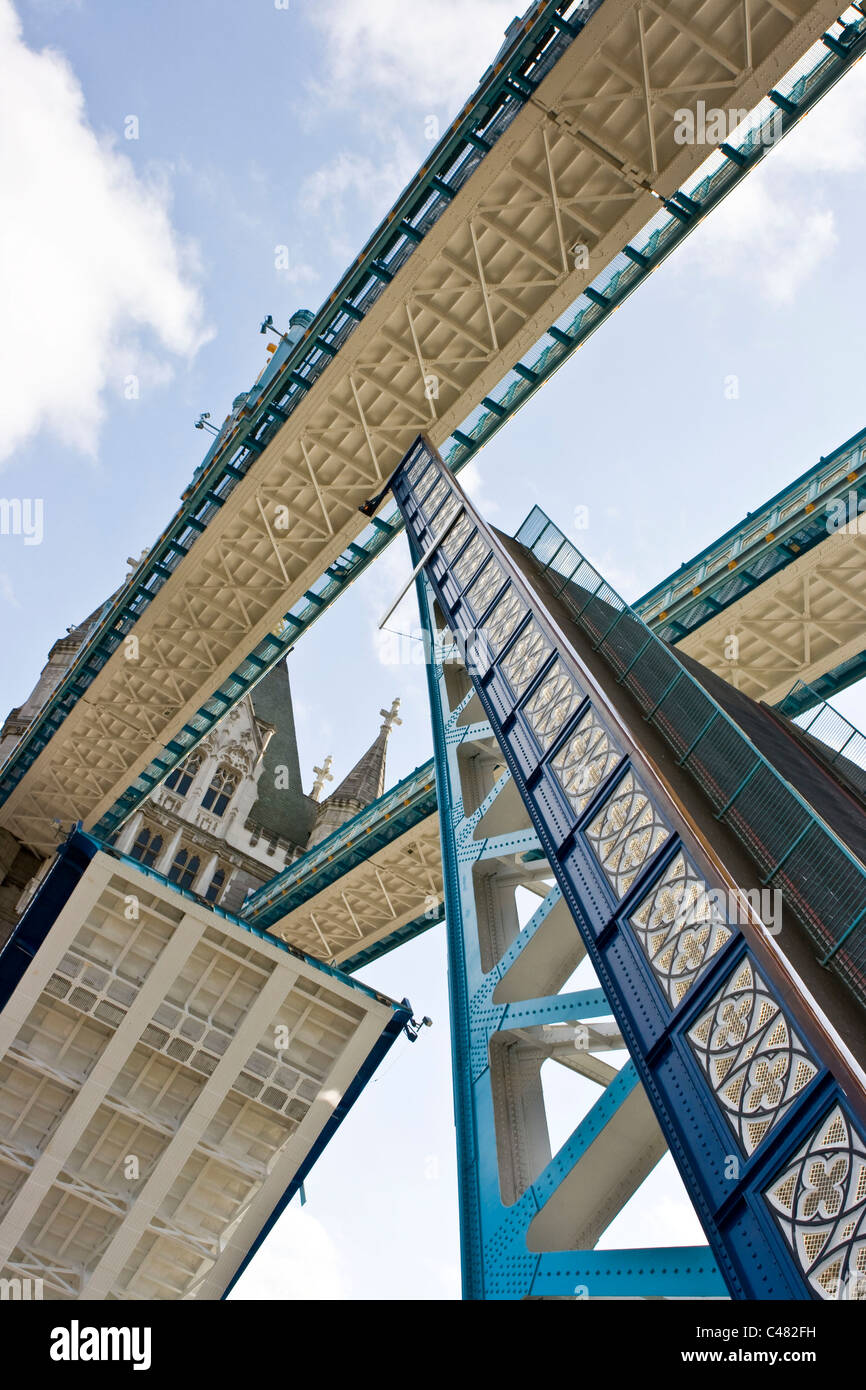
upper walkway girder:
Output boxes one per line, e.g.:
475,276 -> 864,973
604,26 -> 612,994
0,0 -> 853,857
636,426 -> 866,706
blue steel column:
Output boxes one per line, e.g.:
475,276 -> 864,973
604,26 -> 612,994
416,568 -> 723,1301
395,435 -> 866,1301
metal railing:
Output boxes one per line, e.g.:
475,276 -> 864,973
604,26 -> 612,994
515,505 -> 866,1009
778,681 -> 866,800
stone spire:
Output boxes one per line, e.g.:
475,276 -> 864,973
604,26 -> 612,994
310,755 -> 334,802
307,699 -> 402,847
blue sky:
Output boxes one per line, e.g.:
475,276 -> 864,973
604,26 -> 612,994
1,0 -> 865,1298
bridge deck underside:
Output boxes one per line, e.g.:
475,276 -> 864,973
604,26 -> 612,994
0,0 -> 845,857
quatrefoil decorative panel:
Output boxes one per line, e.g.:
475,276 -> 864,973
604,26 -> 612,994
453,535 -> 489,588
630,852 -> 732,1007
466,557 -> 506,618
523,660 -> 582,750
500,620 -> 550,697
585,770 -> 669,898
551,706 -> 622,816
687,957 -> 817,1155
484,589 -> 525,656
441,515 -> 473,562
406,454 -> 432,488
429,493 -> 460,538
422,476 -> 449,518
765,1105 -> 866,1300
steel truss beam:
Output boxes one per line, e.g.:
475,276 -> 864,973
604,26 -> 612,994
395,435 -> 866,1300
1,0 -> 855,857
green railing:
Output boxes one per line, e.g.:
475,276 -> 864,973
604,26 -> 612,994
515,505 -> 866,1009
778,681 -> 866,801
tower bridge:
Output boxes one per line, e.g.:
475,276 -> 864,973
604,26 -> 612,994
0,0 -> 865,1302
1,0 -> 863,860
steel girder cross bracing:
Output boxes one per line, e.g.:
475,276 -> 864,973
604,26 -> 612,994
394,436 -> 866,1301
415,575 -> 723,1299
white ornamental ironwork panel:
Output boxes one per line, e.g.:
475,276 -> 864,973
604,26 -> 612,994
523,660 -> 582,750
629,851 -> 732,1007
453,535 -> 489,588
422,476 -> 449,518
501,620 -> 550,697
687,956 -> 818,1156
430,492 -> 460,538
765,1105 -> 866,1300
585,770 -> 669,898
467,558 -> 506,618
551,706 -> 622,816
441,515 -> 473,562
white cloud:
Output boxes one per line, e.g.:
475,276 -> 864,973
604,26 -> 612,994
228,1205 -> 349,1300
675,58 -> 866,306
0,0 -> 212,464
0,573 -> 19,608
459,457 -> 500,517
678,172 -> 837,305
309,0 -> 522,112
278,261 -> 320,287
299,141 -> 419,261
369,537 -> 421,669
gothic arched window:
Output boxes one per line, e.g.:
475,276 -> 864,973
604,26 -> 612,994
201,765 -> 239,818
205,868 -> 226,904
164,751 -> 203,797
168,848 -> 200,890
130,828 -> 163,868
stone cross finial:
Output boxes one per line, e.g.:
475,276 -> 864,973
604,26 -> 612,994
311,754 -> 334,802
380,698 -> 403,734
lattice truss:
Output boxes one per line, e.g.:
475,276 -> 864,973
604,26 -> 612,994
0,0 -> 843,856
427,602 -> 670,1276
274,816 -> 444,965
679,522 -> 866,703
0,856 -> 396,1300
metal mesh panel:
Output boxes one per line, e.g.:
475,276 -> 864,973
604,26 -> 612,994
685,719 -> 758,812
601,608 -> 648,678
623,642 -> 681,717
653,681 -> 717,763
727,766 -> 811,876
774,831 -> 863,954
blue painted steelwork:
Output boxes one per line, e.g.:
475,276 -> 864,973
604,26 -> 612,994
4,5 -> 864,827
414,568 -> 725,1298
635,426 -> 866,683
775,650 -> 866,717
394,435 -> 866,1299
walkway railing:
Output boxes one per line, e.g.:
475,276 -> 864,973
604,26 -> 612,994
778,680 -> 866,800
515,505 -> 866,1008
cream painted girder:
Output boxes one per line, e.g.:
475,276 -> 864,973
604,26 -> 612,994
275,814 -> 444,966
1,0 -> 845,856
678,522 -> 866,704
